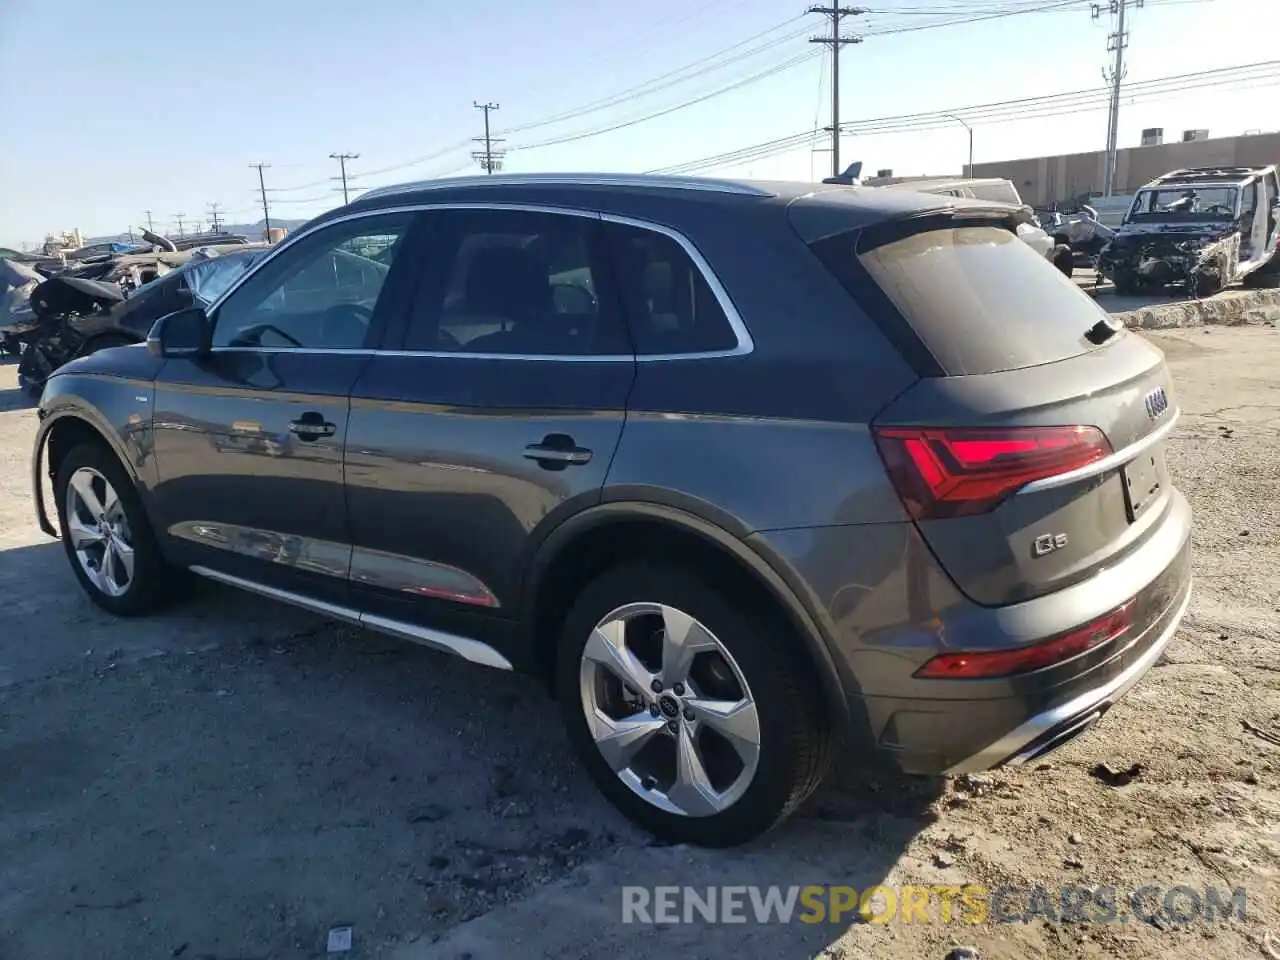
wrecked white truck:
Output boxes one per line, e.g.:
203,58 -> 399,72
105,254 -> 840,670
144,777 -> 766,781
1098,165 -> 1280,296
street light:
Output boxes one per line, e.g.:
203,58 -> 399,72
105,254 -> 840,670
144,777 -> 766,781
943,113 -> 974,174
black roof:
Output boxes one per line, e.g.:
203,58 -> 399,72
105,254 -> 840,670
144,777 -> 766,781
1145,165 -> 1275,187
309,172 -> 981,240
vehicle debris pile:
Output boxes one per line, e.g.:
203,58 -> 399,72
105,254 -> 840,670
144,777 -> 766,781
5,241 -> 267,394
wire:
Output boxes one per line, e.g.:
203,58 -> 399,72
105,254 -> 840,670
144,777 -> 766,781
508,51 -> 820,152
500,15 -> 809,135
653,60 -> 1280,173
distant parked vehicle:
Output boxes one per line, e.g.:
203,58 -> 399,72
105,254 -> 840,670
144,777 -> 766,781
876,176 -> 1076,275
32,174 -> 1191,846
1098,166 -> 1280,296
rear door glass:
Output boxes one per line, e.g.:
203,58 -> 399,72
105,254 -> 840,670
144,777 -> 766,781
855,225 -> 1109,375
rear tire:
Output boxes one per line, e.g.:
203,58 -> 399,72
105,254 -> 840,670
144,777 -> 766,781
556,563 -> 832,847
1112,267 -> 1142,296
1242,265 -> 1280,289
1052,244 -> 1074,277
54,441 -> 172,616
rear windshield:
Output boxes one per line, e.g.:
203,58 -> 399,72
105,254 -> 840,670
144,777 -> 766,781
855,225 -> 1108,375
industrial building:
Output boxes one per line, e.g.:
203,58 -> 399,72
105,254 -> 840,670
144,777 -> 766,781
964,129 -> 1280,207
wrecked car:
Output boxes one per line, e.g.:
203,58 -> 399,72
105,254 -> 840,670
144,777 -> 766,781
1098,166 -> 1280,296
16,246 -> 267,395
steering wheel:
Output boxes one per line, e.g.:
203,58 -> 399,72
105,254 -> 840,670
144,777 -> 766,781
319,303 -> 374,348
325,302 -> 373,324
227,322 -> 303,348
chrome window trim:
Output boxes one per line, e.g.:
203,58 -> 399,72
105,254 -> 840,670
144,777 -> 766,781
357,173 -> 774,202
201,201 -> 754,362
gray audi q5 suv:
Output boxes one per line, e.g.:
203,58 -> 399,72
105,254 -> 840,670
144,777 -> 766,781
31,173 -> 1191,846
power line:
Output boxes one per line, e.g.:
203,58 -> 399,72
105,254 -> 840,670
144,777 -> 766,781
509,51 -> 819,152
472,102 -> 505,174
143,210 -> 155,234
808,6 -> 866,178
330,152 -> 360,204
499,16 -> 811,135
250,162 -> 273,241
259,0 -> 1134,189
173,213 -> 186,239
207,202 -> 225,234
651,59 -> 1280,173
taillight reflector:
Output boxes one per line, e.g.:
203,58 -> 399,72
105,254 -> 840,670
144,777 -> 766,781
914,602 -> 1134,679
873,424 -> 1111,519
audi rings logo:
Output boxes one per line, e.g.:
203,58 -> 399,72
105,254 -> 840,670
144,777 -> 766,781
1144,387 -> 1169,420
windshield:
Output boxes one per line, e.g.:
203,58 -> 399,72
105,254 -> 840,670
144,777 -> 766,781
1128,186 -> 1239,221
186,251 -> 266,305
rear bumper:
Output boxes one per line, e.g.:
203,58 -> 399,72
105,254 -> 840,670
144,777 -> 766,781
866,523 -> 1192,775
944,572 -> 1191,773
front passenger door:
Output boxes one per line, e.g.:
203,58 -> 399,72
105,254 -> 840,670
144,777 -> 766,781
150,212 -> 421,600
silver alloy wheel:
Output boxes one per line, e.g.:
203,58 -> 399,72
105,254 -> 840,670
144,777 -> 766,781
579,602 -> 762,817
64,466 -> 135,598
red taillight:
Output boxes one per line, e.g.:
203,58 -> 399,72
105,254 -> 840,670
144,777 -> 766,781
914,602 -> 1134,679
873,424 -> 1111,520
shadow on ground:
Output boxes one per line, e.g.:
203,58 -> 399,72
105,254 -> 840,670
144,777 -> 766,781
0,541 -> 940,959
0,385 -> 34,413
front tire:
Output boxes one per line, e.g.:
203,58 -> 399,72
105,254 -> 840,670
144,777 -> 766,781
54,442 -> 171,616
556,564 -> 832,847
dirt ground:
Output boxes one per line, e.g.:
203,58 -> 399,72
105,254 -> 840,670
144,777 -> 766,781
0,325 -> 1277,960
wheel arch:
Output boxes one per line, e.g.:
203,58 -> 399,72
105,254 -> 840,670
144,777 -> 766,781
34,408 -> 141,537
521,501 -> 850,732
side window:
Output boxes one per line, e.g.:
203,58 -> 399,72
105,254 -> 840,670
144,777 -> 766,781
404,209 -> 629,356
605,222 -> 739,356
211,214 -> 414,349
1240,183 -> 1258,218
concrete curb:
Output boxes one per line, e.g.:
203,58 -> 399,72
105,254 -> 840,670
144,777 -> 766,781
1112,288 -> 1280,330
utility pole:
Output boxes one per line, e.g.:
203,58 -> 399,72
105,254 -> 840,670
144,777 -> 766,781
250,162 -> 273,241
144,210 -> 155,234
471,102 -> 505,174
207,202 -> 224,234
329,152 -> 360,204
1094,0 -> 1142,196
943,114 -> 974,174
174,213 -> 186,238
808,5 -> 865,179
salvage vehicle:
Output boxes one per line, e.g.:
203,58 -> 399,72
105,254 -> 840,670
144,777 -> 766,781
16,247 -> 266,394
31,173 -> 1192,846
1099,166 -> 1280,296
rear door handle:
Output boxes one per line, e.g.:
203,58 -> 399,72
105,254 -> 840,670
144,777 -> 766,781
288,413 -> 336,439
524,434 -> 593,468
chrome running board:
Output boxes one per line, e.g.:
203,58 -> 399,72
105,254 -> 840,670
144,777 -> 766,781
189,565 -> 514,671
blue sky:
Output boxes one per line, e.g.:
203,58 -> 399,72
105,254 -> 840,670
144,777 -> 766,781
1,0 -> 1275,246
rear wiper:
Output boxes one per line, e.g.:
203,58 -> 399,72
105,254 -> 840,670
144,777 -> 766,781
1085,315 -> 1123,345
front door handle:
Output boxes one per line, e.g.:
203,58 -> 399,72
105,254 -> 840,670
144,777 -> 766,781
288,412 -> 336,440
524,434 -> 593,468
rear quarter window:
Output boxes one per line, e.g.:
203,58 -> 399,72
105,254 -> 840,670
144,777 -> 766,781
844,224 -> 1111,375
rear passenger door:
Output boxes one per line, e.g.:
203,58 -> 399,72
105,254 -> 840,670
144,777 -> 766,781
344,206 -> 635,633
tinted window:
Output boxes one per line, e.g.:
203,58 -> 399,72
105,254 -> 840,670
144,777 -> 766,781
853,225 -> 1108,376
605,222 -> 738,355
211,214 -> 412,349
403,209 -> 628,356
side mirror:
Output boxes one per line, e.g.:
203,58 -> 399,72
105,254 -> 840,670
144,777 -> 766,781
146,307 -> 210,359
